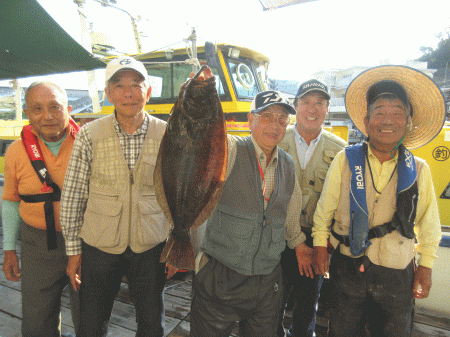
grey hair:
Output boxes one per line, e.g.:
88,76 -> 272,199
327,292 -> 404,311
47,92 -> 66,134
367,93 -> 411,119
25,81 -> 68,107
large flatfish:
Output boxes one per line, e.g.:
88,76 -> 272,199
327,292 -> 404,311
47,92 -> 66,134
154,65 -> 227,270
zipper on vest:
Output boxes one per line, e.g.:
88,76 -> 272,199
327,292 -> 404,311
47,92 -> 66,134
251,212 -> 266,274
129,171 -> 134,241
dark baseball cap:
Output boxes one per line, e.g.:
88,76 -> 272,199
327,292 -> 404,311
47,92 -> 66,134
295,79 -> 330,100
366,80 -> 409,107
250,90 -> 296,115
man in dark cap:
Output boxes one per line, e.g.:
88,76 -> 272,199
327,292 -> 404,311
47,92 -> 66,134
312,66 -> 443,336
191,90 -> 305,337
277,79 -> 346,337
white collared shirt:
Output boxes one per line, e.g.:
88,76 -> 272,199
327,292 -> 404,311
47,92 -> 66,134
294,125 -> 323,169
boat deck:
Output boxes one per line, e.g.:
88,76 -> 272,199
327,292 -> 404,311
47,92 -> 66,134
1,232 -> 450,336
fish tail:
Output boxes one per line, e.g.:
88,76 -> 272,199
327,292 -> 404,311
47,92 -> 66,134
166,235 -> 196,271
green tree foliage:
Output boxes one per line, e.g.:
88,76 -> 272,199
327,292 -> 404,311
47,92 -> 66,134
418,30 -> 450,69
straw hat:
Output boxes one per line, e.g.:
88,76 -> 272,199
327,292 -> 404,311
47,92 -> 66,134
345,65 -> 446,149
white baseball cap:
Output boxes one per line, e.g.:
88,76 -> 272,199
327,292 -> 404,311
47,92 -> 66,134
105,56 -> 148,85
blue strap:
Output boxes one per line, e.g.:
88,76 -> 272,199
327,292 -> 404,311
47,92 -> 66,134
345,143 -> 417,256
397,146 -> 416,193
346,143 -> 371,255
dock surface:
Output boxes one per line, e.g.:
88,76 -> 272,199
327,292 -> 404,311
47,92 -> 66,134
1,231 -> 450,336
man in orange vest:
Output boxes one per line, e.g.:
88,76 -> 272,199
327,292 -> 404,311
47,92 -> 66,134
2,81 -> 80,336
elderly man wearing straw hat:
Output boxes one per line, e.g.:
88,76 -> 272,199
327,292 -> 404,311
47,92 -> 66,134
312,65 -> 444,336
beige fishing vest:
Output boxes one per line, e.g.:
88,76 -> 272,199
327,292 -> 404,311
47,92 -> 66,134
279,127 -> 346,229
79,114 -> 170,254
331,156 -> 424,269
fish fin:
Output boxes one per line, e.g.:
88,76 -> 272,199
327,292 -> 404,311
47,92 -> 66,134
154,145 -> 174,226
165,236 -> 196,270
191,131 -> 228,230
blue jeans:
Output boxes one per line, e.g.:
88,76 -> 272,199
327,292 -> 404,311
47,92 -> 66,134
78,242 -> 166,337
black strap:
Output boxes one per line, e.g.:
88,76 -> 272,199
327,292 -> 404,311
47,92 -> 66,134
332,220 -> 398,248
19,184 -> 60,251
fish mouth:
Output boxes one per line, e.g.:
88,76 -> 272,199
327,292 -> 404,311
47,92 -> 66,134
193,65 -> 214,81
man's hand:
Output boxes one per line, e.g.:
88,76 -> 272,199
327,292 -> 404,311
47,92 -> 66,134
295,242 -> 314,278
313,246 -> 329,276
166,264 -> 178,279
3,250 -> 21,282
413,265 -> 432,299
67,255 -> 82,291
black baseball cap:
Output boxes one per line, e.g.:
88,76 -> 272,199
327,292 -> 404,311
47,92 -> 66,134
295,79 -> 330,100
366,80 -> 409,107
250,90 -> 296,115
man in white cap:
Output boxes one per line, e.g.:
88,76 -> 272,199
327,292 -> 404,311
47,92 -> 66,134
60,56 -> 172,336
191,90 -> 304,337
277,79 -> 346,337
312,65 -> 444,336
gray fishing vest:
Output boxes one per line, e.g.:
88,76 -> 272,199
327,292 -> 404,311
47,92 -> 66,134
202,136 -> 295,276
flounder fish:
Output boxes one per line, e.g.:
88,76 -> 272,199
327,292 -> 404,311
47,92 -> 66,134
154,65 -> 227,270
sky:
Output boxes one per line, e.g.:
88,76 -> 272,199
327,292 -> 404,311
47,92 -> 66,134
2,0 -> 450,91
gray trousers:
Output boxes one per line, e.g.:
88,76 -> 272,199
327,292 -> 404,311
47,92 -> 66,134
328,251 -> 414,337
21,222 -> 81,337
191,257 -> 284,337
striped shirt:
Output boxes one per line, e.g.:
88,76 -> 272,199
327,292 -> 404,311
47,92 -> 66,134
60,113 -> 150,255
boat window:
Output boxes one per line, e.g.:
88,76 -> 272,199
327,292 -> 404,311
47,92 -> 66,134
256,65 -> 268,91
146,62 -> 226,103
227,58 -> 259,99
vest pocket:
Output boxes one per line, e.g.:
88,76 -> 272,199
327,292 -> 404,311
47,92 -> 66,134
80,197 -> 122,248
206,211 -> 255,268
372,231 -> 415,269
136,194 -> 169,245
313,168 -> 327,193
266,227 -> 286,261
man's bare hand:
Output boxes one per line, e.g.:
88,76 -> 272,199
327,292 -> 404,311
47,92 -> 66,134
67,255 -> 82,291
3,250 -> 21,282
413,265 -> 432,299
295,242 -> 314,278
313,246 -> 329,276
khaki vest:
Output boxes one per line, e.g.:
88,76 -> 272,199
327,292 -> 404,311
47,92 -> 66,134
79,114 -> 170,254
331,155 -> 425,269
279,127 -> 345,229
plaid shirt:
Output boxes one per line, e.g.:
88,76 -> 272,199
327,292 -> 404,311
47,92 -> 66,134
227,135 -> 303,249
60,113 -> 150,255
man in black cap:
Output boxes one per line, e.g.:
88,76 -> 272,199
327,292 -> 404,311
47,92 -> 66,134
312,66 -> 443,336
190,90 -> 305,337
277,80 -> 346,336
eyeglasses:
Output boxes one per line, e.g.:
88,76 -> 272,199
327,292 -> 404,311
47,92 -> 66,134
254,111 -> 290,127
